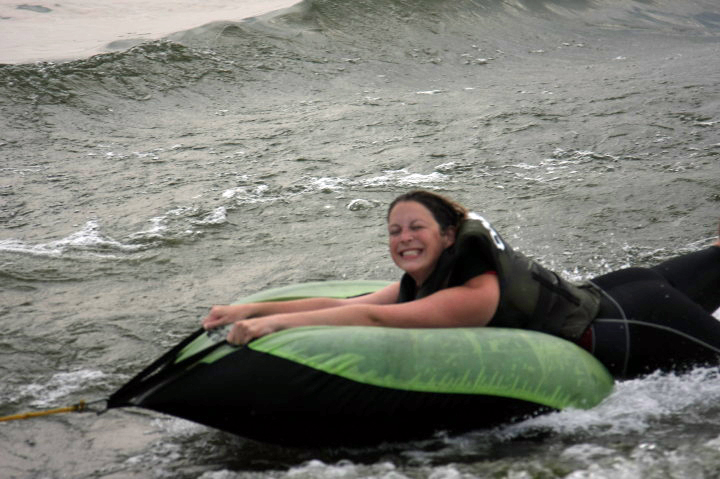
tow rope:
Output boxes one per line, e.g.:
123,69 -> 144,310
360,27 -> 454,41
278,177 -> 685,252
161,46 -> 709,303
0,399 -> 106,422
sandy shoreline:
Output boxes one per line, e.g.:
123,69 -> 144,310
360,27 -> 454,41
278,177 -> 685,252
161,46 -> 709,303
0,0 -> 301,64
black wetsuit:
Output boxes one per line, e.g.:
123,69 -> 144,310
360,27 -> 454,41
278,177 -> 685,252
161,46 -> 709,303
586,246 -> 720,378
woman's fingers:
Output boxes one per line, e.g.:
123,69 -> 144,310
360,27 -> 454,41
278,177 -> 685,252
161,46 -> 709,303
226,317 -> 280,345
202,305 -> 247,329
227,320 -> 254,345
204,307 -> 281,344
201,306 -> 225,329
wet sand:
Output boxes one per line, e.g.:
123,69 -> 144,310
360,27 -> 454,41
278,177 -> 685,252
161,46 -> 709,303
0,0 -> 300,64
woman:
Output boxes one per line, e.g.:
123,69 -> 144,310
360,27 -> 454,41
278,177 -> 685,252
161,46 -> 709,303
203,190 -> 720,378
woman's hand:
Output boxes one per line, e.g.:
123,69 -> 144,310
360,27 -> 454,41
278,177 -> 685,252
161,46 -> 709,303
202,304 -> 286,345
202,304 -> 254,330
226,316 -> 283,345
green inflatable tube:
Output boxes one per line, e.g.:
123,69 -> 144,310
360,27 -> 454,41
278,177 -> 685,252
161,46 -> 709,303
108,280 -> 613,446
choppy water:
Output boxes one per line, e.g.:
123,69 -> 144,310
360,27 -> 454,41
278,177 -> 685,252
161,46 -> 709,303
1,0 -> 720,477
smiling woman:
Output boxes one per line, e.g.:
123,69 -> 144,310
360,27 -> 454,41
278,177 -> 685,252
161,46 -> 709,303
387,192 -> 462,285
202,191 -> 501,345
203,189 -> 720,380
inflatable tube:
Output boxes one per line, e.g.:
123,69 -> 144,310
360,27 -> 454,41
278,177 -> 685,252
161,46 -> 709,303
108,280 -> 614,447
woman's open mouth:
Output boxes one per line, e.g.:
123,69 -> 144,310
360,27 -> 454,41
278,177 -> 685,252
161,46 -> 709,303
400,249 -> 422,258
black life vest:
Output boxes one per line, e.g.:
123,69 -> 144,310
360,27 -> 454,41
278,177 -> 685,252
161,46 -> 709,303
397,216 -> 600,341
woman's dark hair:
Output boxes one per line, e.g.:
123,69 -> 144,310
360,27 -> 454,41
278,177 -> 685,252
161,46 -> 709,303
387,190 -> 468,232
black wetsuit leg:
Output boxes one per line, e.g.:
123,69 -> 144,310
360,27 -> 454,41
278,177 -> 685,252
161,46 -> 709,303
587,247 -> 720,379
651,246 -> 720,313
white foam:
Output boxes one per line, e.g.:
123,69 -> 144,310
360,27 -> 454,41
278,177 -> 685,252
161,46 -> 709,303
285,460 -> 402,479
560,443 -> 618,465
434,162 -> 459,172
221,184 -> 273,203
310,169 -> 449,193
193,206 -> 228,225
150,416 -> 208,437
497,367 -> 720,440
198,471 -> 240,479
310,177 -> 351,193
128,204 -> 229,243
14,369 -> 109,408
0,221 -> 147,258
196,460 -> 409,479
129,215 -> 168,241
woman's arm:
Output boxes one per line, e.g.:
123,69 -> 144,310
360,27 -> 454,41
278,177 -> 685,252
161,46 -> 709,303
223,273 -> 500,345
202,282 -> 401,330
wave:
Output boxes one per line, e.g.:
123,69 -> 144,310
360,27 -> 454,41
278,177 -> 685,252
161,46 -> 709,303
1,0 -> 717,105
235,0 -> 720,44
0,41 -> 224,105
0,221 -> 151,259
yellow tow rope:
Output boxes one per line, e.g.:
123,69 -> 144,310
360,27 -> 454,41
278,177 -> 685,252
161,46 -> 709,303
0,400 -> 89,422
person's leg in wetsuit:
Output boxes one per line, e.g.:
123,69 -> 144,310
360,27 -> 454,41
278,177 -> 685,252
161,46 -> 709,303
587,245 -> 720,379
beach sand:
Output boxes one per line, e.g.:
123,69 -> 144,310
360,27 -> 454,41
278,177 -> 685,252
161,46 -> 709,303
0,0 -> 300,64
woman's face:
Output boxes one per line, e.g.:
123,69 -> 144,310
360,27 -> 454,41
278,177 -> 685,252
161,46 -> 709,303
387,201 -> 456,286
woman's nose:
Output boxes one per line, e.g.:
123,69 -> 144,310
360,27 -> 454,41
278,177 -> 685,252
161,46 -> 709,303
399,229 -> 413,242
